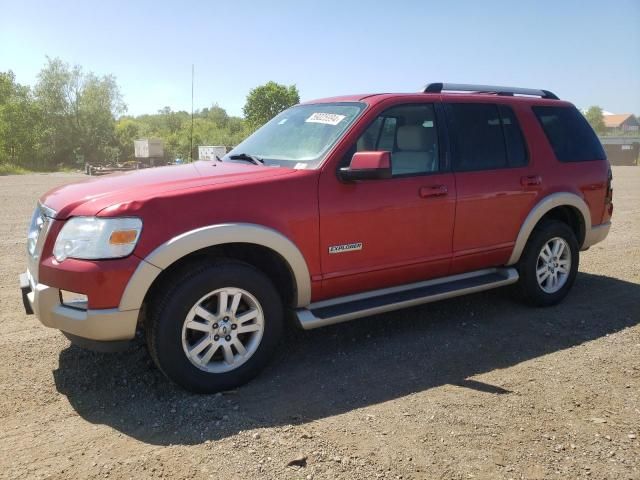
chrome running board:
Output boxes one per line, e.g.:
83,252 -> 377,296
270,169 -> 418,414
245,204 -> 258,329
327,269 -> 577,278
295,268 -> 519,330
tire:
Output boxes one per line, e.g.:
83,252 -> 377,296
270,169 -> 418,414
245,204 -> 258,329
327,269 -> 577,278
145,260 -> 284,393
515,220 -> 579,307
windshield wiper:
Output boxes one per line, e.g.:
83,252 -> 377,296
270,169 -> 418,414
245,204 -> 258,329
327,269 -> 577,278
227,153 -> 264,165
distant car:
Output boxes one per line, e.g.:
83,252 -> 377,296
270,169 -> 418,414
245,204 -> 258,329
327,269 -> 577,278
21,83 -> 613,393
174,158 -> 184,164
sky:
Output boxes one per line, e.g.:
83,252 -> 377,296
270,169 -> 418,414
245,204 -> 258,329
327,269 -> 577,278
1,0 -> 639,117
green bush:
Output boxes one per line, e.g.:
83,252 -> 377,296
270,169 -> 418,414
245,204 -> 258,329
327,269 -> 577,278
0,163 -> 29,175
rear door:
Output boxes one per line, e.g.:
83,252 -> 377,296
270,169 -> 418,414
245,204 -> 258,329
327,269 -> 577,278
444,101 -> 540,273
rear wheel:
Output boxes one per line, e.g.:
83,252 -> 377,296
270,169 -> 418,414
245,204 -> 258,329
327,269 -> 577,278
515,220 -> 579,306
145,260 -> 284,393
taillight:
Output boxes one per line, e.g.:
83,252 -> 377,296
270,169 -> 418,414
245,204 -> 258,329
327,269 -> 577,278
606,167 -> 613,204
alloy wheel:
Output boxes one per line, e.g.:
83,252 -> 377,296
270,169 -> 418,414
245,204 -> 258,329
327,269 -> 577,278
536,237 -> 571,294
181,287 -> 265,373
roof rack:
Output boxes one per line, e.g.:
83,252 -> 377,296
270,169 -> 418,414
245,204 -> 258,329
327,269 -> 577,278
423,82 -> 559,100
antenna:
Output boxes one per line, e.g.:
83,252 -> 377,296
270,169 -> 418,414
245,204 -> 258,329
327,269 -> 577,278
190,64 -> 194,162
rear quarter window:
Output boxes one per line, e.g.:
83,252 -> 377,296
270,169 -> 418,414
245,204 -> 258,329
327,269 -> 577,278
532,106 -> 606,162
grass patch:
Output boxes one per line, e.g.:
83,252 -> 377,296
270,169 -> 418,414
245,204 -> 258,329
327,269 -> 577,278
57,166 -> 82,173
0,164 -> 30,175
0,164 -> 83,175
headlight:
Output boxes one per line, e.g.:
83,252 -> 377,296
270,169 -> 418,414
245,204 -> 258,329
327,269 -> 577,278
53,217 -> 142,262
27,209 -> 45,256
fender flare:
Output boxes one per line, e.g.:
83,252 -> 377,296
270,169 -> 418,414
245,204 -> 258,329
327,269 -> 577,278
119,223 -> 312,311
506,192 -> 591,266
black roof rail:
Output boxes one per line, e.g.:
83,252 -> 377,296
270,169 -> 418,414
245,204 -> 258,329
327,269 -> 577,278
423,82 -> 559,100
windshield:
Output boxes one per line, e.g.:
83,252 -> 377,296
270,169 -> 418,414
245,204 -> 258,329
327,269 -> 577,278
225,102 -> 364,168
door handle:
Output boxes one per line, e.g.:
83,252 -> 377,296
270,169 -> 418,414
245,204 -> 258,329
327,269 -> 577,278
520,175 -> 542,187
419,185 -> 448,198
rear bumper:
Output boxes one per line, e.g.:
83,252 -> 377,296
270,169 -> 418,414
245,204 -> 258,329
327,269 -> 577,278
582,222 -> 611,250
20,270 -> 139,343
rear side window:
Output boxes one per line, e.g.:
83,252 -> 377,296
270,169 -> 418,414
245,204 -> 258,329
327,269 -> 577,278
445,103 -> 528,171
447,104 -> 506,171
498,105 -> 528,167
532,106 -> 606,162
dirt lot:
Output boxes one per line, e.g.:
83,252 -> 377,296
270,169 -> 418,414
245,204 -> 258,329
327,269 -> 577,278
0,168 -> 638,480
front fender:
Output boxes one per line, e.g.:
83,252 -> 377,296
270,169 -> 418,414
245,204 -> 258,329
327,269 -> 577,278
119,223 -> 312,311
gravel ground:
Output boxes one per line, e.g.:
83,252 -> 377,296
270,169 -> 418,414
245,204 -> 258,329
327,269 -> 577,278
0,168 -> 638,480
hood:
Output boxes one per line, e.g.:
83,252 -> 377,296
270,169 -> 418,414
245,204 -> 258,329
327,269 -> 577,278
41,161 -> 296,219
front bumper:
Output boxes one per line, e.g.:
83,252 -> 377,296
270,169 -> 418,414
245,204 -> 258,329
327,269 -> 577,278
20,270 -> 139,343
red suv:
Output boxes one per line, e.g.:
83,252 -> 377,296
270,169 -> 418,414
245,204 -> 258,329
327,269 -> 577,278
21,83 -> 613,392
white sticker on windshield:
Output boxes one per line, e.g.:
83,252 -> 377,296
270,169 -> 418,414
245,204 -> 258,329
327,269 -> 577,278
294,162 -> 308,169
305,112 -> 346,126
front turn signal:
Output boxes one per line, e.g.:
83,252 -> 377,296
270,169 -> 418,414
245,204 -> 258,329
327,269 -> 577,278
109,229 -> 139,245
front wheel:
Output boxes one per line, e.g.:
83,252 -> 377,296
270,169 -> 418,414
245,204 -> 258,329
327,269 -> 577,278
515,220 -> 579,307
145,261 -> 284,393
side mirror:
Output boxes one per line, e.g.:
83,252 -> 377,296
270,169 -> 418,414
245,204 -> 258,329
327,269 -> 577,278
338,151 -> 392,182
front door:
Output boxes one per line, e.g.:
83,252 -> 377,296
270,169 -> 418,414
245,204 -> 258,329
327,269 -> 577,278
317,102 -> 456,300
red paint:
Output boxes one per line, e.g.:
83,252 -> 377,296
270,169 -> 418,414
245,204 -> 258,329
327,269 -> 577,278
36,91 -> 612,308
349,151 -> 391,170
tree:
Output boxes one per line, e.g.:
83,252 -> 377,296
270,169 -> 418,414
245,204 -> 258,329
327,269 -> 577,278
118,102 -> 249,162
242,81 -> 299,130
1,58 -> 253,170
0,71 -> 42,167
115,117 -> 141,161
34,57 -> 125,167
585,106 -> 606,135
